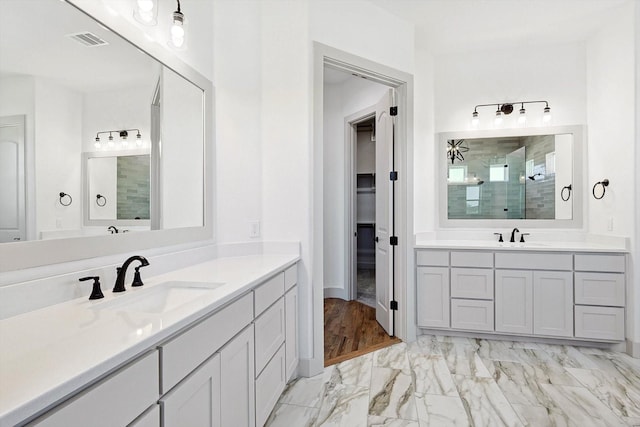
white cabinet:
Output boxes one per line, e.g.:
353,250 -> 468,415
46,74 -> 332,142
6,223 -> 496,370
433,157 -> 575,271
255,298 -> 285,375
285,286 -> 299,380
495,270 -> 573,338
130,405 -> 160,427
575,306 -> 625,341
451,299 -> 494,331
221,325 -> 256,427
495,270 -> 533,334
255,345 -> 286,427
29,351 -> 159,427
416,266 -> 450,328
533,271 -> 573,337
161,354 -> 221,427
451,268 -> 494,299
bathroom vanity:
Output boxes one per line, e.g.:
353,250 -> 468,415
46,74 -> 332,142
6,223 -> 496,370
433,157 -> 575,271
415,240 -> 627,344
0,255 -> 299,427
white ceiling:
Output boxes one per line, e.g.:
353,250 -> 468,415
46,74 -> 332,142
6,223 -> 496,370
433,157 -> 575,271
367,0 -> 630,54
0,0 -> 156,93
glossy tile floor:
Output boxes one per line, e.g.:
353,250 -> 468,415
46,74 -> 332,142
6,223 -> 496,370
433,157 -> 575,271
266,335 -> 640,427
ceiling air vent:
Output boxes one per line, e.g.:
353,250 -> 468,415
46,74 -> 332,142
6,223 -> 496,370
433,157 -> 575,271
66,32 -> 109,47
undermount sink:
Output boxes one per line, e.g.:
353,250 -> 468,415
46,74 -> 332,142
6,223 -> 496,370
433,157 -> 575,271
92,281 -> 226,314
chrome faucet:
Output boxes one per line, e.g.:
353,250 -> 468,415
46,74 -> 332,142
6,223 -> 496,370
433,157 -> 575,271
113,255 -> 149,293
509,227 -> 520,243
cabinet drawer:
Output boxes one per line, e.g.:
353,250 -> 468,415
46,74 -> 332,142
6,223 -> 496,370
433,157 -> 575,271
255,297 -> 285,376
451,268 -> 494,299
255,273 -> 285,316
284,264 -> 297,292
575,306 -> 624,341
451,251 -> 493,268
575,272 -> 625,306
495,252 -> 572,270
285,286 -> 299,381
574,254 -> 625,273
255,344 -> 286,427
451,299 -> 494,332
416,250 -> 449,267
30,351 -> 159,427
160,293 -> 253,393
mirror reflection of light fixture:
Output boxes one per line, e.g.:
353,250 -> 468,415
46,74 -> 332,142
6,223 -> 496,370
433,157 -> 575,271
133,0 -> 158,25
94,129 -> 143,150
169,0 -> 186,49
471,100 -> 551,127
447,139 -> 469,164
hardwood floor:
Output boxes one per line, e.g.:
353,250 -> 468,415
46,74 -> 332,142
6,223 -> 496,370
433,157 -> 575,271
324,298 -> 401,367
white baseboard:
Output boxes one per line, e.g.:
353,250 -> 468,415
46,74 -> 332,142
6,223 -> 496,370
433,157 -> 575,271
627,339 -> 640,358
297,357 -> 324,378
324,287 -> 347,300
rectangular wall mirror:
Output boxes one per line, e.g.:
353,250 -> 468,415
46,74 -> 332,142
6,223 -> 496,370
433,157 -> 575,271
0,0 -> 213,271
438,125 -> 584,229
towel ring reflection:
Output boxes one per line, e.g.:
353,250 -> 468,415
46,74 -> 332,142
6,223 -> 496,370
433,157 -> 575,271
560,184 -> 572,202
59,192 -> 72,206
592,179 -> 609,200
96,194 -> 107,207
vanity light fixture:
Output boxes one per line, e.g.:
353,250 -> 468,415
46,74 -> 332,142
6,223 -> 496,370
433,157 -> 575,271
169,0 -> 186,49
471,100 -> 551,127
133,0 -> 158,26
94,129 -> 143,149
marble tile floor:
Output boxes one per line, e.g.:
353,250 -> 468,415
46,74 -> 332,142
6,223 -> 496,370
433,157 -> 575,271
266,335 -> 640,427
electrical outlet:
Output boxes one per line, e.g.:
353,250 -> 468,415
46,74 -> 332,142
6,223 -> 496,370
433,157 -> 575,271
249,221 -> 260,238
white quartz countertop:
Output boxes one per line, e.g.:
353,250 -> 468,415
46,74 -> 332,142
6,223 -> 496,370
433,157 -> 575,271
0,253 -> 299,427
414,239 -> 628,253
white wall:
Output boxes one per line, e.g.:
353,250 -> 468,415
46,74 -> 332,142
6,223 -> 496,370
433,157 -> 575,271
34,78 -> 83,237
586,2 -> 637,344
323,75 -> 388,297
87,157 -> 117,220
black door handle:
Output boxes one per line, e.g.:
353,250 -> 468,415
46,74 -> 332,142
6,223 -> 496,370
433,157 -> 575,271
375,236 -> 379,242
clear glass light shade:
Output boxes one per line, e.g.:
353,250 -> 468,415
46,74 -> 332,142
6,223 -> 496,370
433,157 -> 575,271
470,112 -> 479,128
169,11 -> 186,49
494,111 -> 503,126
542,106 -> 552,123
517,108 -> 527,125
94,137 -> 101,149
134,0 -> 157,25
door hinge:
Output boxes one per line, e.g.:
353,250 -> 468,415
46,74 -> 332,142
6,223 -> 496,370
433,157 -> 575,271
390,106 -> 398,116
390,236 -> 398,246
390,300 -> 398,310
389,171 -> 398,181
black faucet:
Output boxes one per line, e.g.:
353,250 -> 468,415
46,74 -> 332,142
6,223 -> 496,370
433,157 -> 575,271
509,227 -> 520,243
108,226 -> 119,234
113,255 -> 150,292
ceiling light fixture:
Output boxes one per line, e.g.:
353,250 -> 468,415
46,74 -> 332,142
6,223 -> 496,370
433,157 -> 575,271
169,0 -> 186,49
94,129 -> 143,150
134,0 -> 158,25
447,139 -> 469,164
471,100 -> 551,127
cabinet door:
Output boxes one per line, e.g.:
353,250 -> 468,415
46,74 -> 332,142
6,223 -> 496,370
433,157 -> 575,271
416,267 -> 450,328
161,354 -> 221,427
130,405 -> 160,427
495,270 -> 533,334
285,286 -> 299,381
533,271 -> 573,337
221,325 -> 256,427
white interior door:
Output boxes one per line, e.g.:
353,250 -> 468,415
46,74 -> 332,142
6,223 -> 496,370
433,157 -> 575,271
375,90 -> 394,335
0,115 -> 26,243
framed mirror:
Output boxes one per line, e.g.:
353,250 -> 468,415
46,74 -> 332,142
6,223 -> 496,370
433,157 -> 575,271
0,0 -> 213,272
438,125 -> 585,229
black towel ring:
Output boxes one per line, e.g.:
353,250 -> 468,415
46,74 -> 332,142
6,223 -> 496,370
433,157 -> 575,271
560,184 -> 572,202
59,192 -> 72,206
592,179 -> 609,200
96,194 -> 107,207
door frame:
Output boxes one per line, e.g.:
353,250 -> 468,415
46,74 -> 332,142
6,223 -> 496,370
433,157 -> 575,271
345,107 -> 376,301
310,42 -> 415,376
